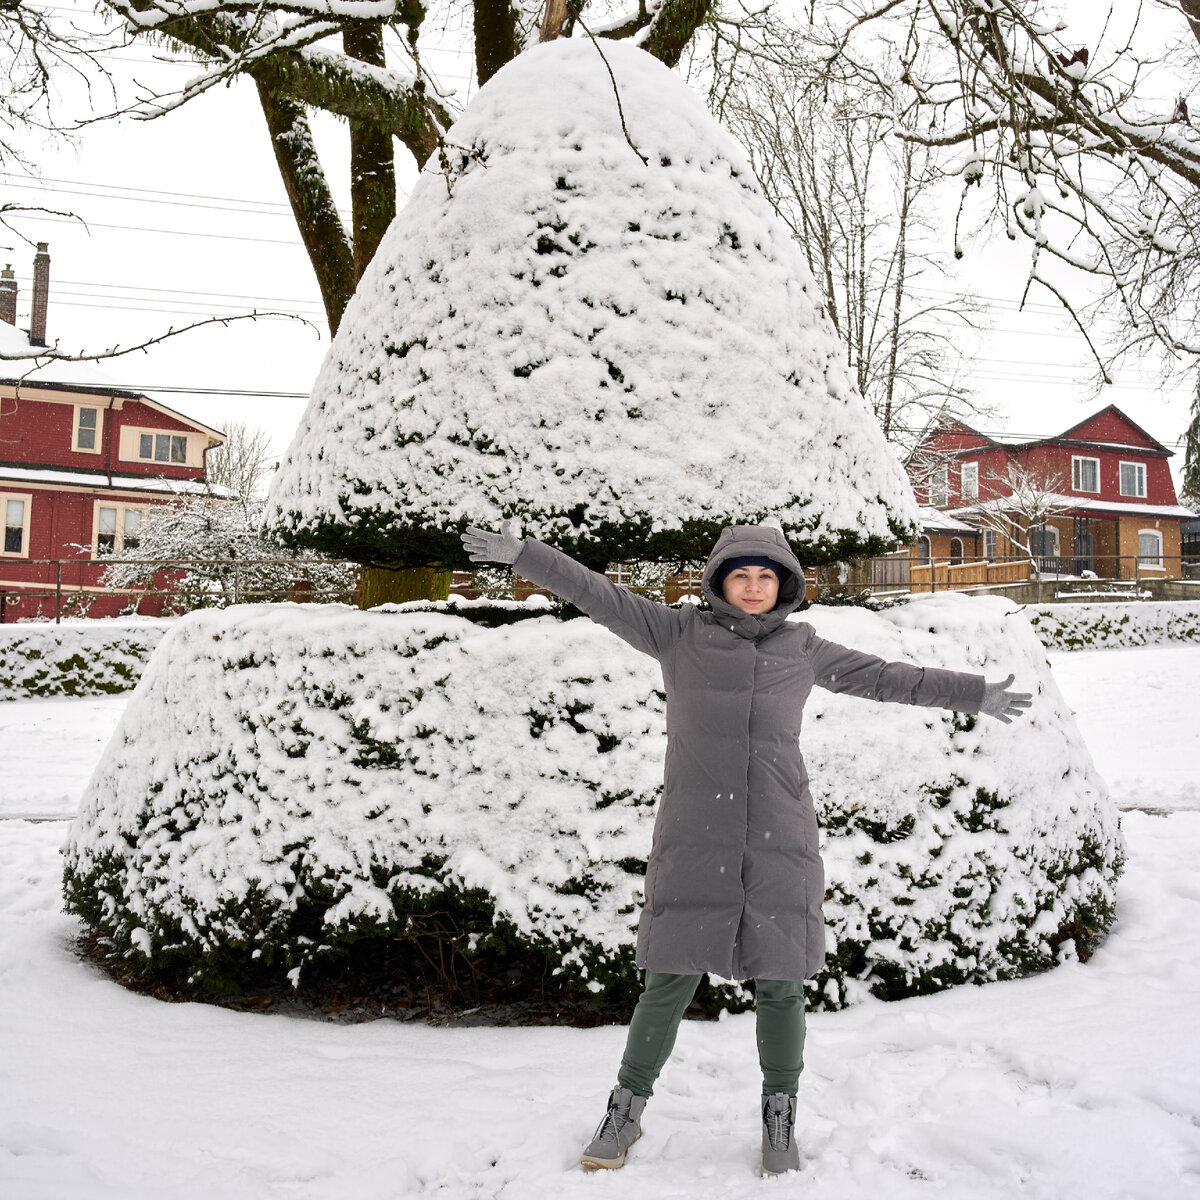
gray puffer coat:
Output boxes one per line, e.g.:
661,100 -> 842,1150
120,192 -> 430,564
513,525 -> 985,981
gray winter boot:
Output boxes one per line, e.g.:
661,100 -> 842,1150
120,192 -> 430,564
761,1093 -> 799,1176
580,1085 -> 647,1170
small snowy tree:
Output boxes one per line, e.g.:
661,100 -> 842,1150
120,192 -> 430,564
101,496 -> 354,610
966,462 -> 1073,599
264,40 -> 919,604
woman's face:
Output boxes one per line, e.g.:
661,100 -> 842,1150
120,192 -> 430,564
721,566 -> 780,614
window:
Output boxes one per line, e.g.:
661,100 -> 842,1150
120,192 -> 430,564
137,432 -> 189,464
983,529 -> 997,561
1137,529 -> 1163,567
71,405 -> 103,454
2,493 -> 32,556
94,502 -> 145,557
122,507 -> 141,551
929,465 -> 948,508
1072,456 -> 1100,493
950,538 -> 964,565
1120,461 -> 1147,498
961,462 -> 979,501
917,536 -> 932,563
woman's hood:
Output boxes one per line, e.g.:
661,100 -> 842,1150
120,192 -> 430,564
701,525 -> 806,632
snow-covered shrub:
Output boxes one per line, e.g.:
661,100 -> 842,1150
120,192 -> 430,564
0,619 -> 170,700
1025,600 -> 1200,651
63,595 -> 1121,1014
264,39 -> 919,572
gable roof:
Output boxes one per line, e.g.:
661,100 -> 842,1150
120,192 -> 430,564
0,321 -> 225,444
918,404 -> 1172,459
1053,404 -> 1170,455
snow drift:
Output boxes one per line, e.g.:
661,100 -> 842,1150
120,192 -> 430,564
63,595 -> 1122,1012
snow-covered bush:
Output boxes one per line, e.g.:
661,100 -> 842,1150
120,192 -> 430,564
1025,600 -> 1200,651
264,40 -> 919,573
0,619 -> 170,700
63,596 -> 1122,1013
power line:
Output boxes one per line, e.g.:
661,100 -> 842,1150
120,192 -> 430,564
2,178 -> 316,220
5,211 -> 306,246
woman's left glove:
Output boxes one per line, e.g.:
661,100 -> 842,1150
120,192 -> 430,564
462,520 -> 523,566
979,673 -> 1033,723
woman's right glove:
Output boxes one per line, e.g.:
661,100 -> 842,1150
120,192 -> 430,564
462,520 -> 523,566
979,673 -> 1033,724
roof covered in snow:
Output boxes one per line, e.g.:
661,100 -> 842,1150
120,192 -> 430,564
0,463 -> 236,499
265,39 -> 918,566
0,320 -> 129,393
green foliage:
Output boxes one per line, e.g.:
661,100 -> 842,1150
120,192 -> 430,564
0,625 -> 166,700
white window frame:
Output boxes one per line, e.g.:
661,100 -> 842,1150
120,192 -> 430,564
118,426 -> 199,467
982,529 -> 997,561
1137,528 -> 1164,569
72,404 -> 103,455
92,501 -> 147,558
960,462 -> 979,502
1119,461 -> 1147,498
929,465 -> 949,508
1071,455 -> 1100,493
916,535 -> 932,563
0,490 -> 33,558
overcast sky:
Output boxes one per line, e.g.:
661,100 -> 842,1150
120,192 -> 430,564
2,1 -> 1194,489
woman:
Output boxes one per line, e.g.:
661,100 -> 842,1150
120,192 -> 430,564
461,521 -> 1030,1176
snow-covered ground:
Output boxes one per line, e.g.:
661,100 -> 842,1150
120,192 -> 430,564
0,696 -> 126,821
1,645 -> 1198,1198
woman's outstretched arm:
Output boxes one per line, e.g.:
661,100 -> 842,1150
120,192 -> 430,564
806,631 -> 1031,722
462,523 -> 685,662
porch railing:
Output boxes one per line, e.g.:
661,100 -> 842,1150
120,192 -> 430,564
0,557 -> 358,624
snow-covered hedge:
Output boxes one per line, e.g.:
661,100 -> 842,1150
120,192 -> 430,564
63,597 -> 1122,1013
264,39 -> 919,570
1025,601 -> 1200,651
0,620 -> 170,700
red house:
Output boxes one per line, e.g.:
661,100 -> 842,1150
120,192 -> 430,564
909,406 -> 1195,580
1,248 -> 229,621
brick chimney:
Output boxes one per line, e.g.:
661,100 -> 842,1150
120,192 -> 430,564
29,242 -> 50,346
0,265 -> 15,326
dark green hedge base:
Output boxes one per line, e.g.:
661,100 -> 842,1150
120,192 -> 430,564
65,851 -> 1116,1025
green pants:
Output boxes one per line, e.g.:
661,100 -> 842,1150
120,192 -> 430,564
617,972 -> 806,1099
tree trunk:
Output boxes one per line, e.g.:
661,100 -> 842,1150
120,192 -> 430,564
476,0 -> 519,85
639,0 -> 714,68
358,564 -> 452,608
343,22 -> 398,283
256,82 -> 356,333
883,158 -> 914,441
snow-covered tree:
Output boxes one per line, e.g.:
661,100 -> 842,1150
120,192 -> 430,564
100,496 -> 354,610
966,461 -> 1073,599
264,41 -> 921,603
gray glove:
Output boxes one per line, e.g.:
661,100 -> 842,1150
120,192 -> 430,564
462,520 -> 523,566
979,673 -> 1033,724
